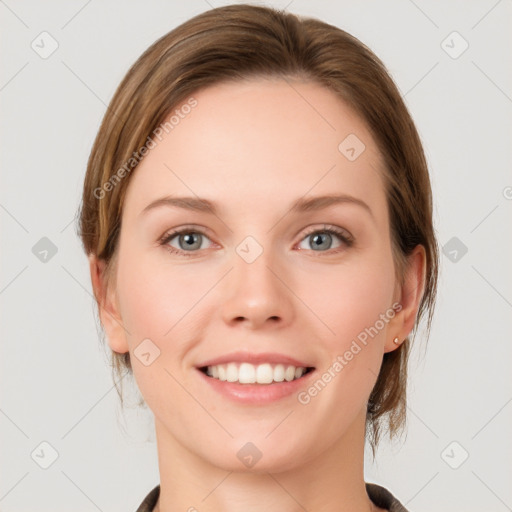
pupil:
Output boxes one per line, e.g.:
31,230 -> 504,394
311,232 -> 331,250
181,233 -> 200,250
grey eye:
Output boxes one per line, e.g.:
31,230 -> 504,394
309,232 -> 332,251
173,232 -> 204,251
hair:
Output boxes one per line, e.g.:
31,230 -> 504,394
77,3 -> 438,454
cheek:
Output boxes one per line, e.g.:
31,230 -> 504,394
297,253 -> 396,349
115,248 -> 217,351
114,250 -> 218,410
292,255 -> 396,436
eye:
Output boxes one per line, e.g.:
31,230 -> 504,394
159,224 -> 354,257
159,228 -> 214,256
297,225 -> 353,253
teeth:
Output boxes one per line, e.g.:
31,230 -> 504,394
256,363 -> 273,384
204,363 -> 308,384
226,363 -> 238,382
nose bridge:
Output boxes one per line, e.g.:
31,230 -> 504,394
220,236 -> 294,328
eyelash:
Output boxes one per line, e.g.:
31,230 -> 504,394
158,224 -> 354,257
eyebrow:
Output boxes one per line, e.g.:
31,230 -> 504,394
140,194 -> 373,219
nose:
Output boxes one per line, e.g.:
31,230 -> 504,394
220,250 -> 295,330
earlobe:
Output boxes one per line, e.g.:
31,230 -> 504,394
88,254 -> 129,354
385,245 -> 427,353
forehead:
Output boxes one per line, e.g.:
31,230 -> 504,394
123,78 -> 387,221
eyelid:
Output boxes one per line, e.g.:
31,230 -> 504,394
298,223 -> 354,243
158,224 -> 214,241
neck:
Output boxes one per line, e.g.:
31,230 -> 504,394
152,409 -> 382,512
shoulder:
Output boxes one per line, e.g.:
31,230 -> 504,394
135,484 -> 160,512
366,482 -> 410,512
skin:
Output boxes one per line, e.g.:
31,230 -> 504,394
89,78 -> 425,512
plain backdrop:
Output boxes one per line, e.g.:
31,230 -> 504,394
1,1 -> 511,511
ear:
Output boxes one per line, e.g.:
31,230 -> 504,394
384,245 -> 427,353
88,254 -> 129,354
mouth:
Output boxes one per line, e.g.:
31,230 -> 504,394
198,362 -> 316,385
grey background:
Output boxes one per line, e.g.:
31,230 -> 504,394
1,1 -> 511,510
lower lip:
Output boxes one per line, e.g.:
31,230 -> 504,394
196,368 -> 315,404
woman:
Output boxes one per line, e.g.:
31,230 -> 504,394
79,4 -> 438,511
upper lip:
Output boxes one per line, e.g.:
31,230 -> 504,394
196,351 -> 314,368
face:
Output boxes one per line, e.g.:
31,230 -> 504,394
96,78 -> 418,472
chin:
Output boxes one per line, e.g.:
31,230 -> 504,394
198,436 -> 314,475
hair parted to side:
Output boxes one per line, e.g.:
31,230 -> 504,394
77,4 -> 438,454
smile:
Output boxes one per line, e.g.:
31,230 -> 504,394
200,362 -> 315,384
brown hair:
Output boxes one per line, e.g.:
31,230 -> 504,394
78,4 -> 438,453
